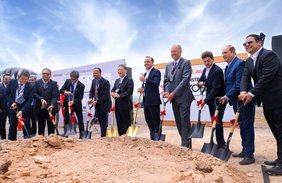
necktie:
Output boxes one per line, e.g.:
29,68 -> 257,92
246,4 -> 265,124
71,83 -> 74,93
94,79 -> 99,101
224,65 -> 229,80
43,82 -> 48,89
18,84 -> 23,95
171,61 -> 177,75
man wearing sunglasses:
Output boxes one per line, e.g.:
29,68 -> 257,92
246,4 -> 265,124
239,34 -> 282,174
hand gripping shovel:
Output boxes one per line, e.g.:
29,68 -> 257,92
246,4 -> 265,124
106,97 -> 118,137
201,97 -> 221,155
126,92 -> 142,137
79,104 -> 93,139
64,98 -> 77,136
48,111 -> 60,135
189,86 -> 206,138
153,96 -> 168,141
18,116 -> 31,139
214,101 -> 243,161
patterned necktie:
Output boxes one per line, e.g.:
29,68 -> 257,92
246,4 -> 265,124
171,61 -> 177,75
94,79 -> 99,101
18,84 -> 23,95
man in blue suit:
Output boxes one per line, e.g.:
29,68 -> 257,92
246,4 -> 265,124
6,69 -> 35,140
198,51 -> 226,147
220,45 -> 256,165
138,56 -> 162,140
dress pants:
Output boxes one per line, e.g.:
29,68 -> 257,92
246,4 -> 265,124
115,107 -> 130,136
144,104 -> 160,139
0,110 -> 8,139
172,100 -> 192,148
233,100 -> 256,158
263,104 -> 282,164
38,109 -> 54,136
96,107 -> 109,137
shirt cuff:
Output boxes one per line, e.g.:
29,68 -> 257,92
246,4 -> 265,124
224,95 -> 229,101
248,92 -> 255,97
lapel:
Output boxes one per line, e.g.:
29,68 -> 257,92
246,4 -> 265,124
170,57 -> 183,79
148,67 -> 155,79
254,48 -> 264,73
226,57 -> 237,79
206,64 -> 215,82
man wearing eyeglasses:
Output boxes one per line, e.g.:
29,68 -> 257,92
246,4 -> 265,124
34,68 -> 59,136
6,69 -> 34,140
60,70 -> 85,137
220,45 -> 256,165
239,34 -> 282,174
163,44 -> 195,148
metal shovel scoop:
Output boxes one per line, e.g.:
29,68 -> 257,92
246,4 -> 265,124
153,96 -> 168,141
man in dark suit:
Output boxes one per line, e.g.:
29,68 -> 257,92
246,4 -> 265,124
198,51 -> 226,147
239,34 -> 282,174
138,56 -> 161,140
60,70 -> 85,137
28,75 -> 37,136
220,45 -> 256,165
0,73 -> 11,139
89,67 -> 111,137
163,44 -> 195,148
6,69 -> 35,140
34,68 -> 59,136
111,64 -> 134,136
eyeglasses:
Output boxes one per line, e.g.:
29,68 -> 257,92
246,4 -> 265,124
42,73 -> 50,75
243,41 -> 253,47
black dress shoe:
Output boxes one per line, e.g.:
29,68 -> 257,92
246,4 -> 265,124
232,151 -> 244,158
239,157 -> 255,165
265,164 -> 282,175
264,159 -> 278,166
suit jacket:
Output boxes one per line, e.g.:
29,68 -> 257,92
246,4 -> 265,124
241,48 -> 282,107
163,57 -> 195,104
142,67 -> 161,106
34,79 -> 59,115
0,83 -> 7,112
60,79 -> 85,113
224,57 -> 251,106
198,64 -> 226,105
89,77 -> 111,112
5,79 -> 35,113
111,75 -> 134,110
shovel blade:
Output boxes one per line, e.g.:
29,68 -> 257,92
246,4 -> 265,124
201,142 -> 216,154
188,123 -> 205,138
64,123 -> 76,136
215,147 -> 233,161
106,129 -> 118,137
79,131 -> 92,139
126,126 -> 138,137
152,132 -> 166,141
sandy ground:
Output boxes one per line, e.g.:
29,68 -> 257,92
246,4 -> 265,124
0,107 -> 281,183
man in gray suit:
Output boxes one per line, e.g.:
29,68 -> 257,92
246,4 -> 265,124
164,44 -> 195,148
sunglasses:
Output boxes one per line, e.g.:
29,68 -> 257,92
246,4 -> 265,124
243,41 -> 253,47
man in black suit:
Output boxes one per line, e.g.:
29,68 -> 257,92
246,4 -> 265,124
28,75 -> 37,136
60,70 -> 85,137
198,51 -> 226,147
6,69 -> 34,140
0,73 -> 11,139
138,56 -> 161,140
239,34 -> 282,174
34,68 -> 59,136
89,67 -> 111,137
111,64 -> 134,136
163,44 -> 195,148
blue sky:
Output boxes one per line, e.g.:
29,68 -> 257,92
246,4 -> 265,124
1,0 -> 282,77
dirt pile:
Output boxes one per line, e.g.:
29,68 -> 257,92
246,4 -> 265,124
0,135 -> 254,183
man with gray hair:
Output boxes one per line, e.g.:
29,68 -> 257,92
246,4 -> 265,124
163,44 -> 195,148
6,69 -> 34,140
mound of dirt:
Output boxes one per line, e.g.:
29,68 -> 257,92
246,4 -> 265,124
0,135 -> 254,183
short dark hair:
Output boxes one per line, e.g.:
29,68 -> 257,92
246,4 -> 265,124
118,64 -> 127,70
145,56 -> 154,63
42,68 -> 52,74
70,70 -> 79,79
201,51 -> 214,59
247,34 -> 263,42
3,73 -> 11,78
93,67 -> 101,73
18,69 -> 30,78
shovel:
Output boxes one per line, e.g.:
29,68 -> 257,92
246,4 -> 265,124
214,101 -> 243,161
64,99 -> 77,136
188,86 -> 206,138
49,111 -> 60,135
153,96 -> 168,141
80,104 -> 94,139
126,92 -> 142,137
18,116 -> 31,139
106,97 -> 118,137
201,97 -> 221,155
